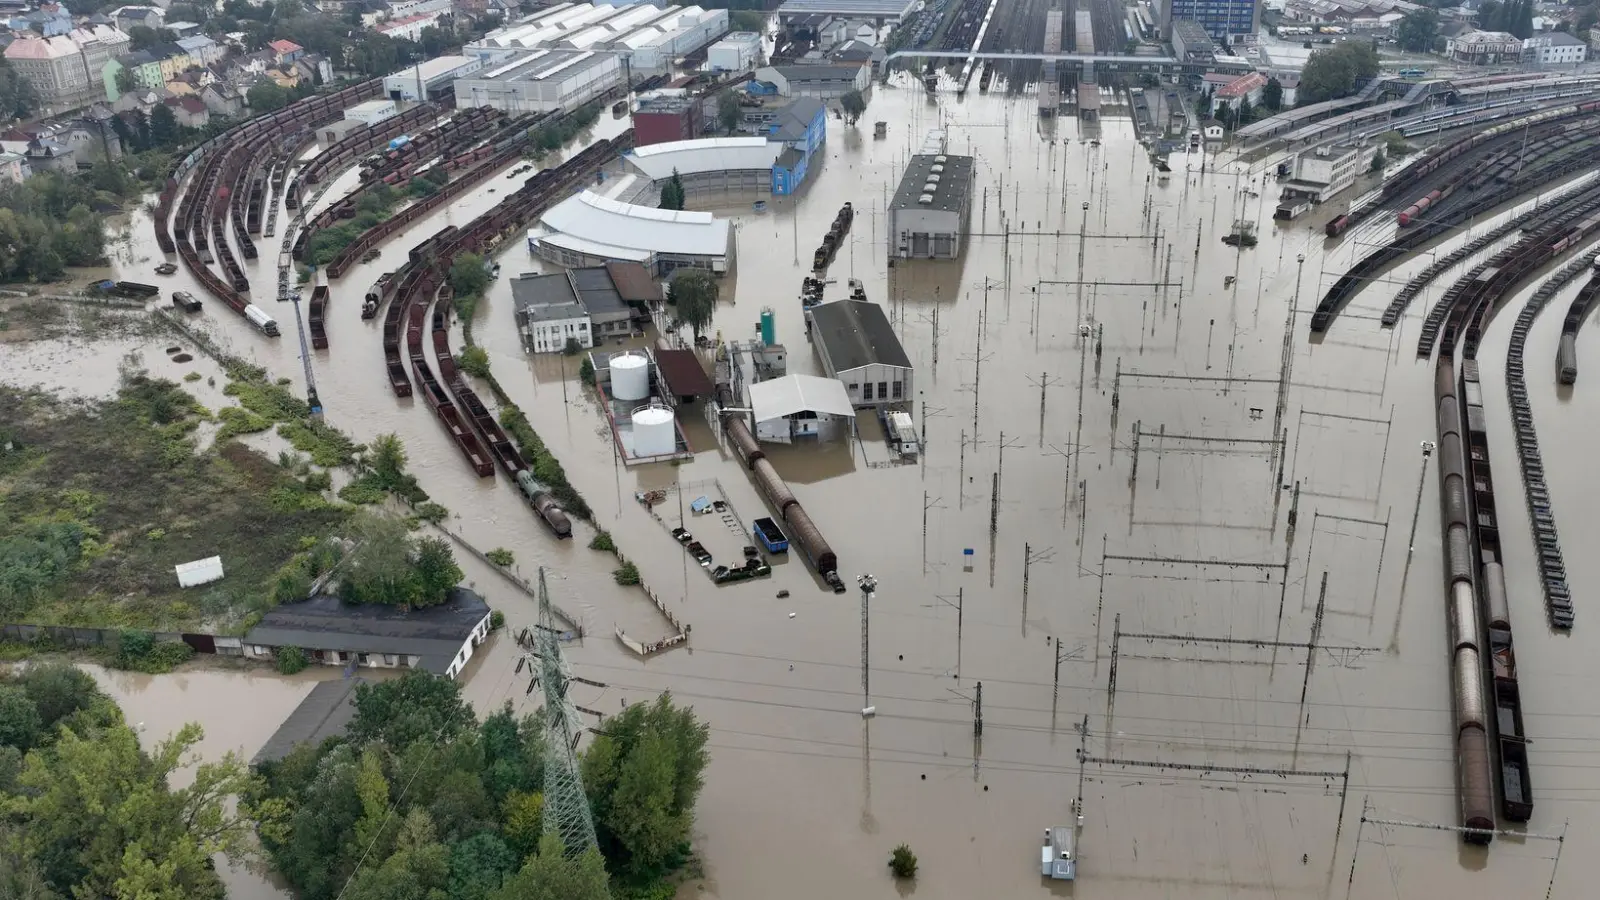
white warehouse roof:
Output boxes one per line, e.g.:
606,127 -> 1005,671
626,137 -> 783,180
749,375 -> 856,422
538,190 -> 731,257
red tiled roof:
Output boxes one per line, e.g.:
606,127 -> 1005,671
1217,72 -> 1267,100
269,39 -> 303,53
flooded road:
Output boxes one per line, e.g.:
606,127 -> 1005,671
42,78 -> 1600,898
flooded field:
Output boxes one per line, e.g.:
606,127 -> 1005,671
13,76 -> 1600,898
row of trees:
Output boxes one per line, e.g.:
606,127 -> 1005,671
1297,41 -> 1381,106
0,173 -> 117,281
1,663 -> 263,899
252,672 -> 710,900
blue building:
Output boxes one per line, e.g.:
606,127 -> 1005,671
1166,0 -> 1255,43
753,96 -> 825,196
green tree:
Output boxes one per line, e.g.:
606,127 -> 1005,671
0,58 -> 40,120
337,513 -> 462,608
450,252 -> 491,299
349,670 -> 476,750
11,721 -> 261,900
666,269 -> 718,341
840,88 -> 867,125
1261,77 -> 1284,112
1369,148 -> 1386,173
17,663 -> 99,738
449,833 -> 515,900
149,102 -> 179,147
889,843 -> 918,878
113,66 -> 136,96
1236,94 -> 1253,124
126,25 -> 174,52
0,684 -> 41,751
730,9 -> 766,32
248,81 -> 290,112
658,169 -> 686,210
582,692 -> 710,881
1297,41 -> 1380,105
369,432 -> 408,488
459,345 -> 491,378
489,832 -> 609,900
1396,9 -> 1440,53
717,89 -> 742,134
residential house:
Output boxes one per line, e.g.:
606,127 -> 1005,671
242,588 -> 494,680
111,86 -> 164,113
375,10 -> 447,42
110,50 -> 163,92
1523,31 -> 1587,65
26,138 -> 75,173
175,34 -> 223,66
1213,71 -> 1267,112
152,42 -> 195,80
163,94 -> 209,127
381,0 -> 454,18
0,151 -> 31,184
7,26 -> 132,114
10,3 -> 72,37
62,110 -> 122,163
201,81 -> 244,117
0,129 -> 29,155
111,5 -> 164,31
1447,30 -> 1522,64
269,38 -> 305,63
1203,119 -> 1226,140
293,52 -> 332,86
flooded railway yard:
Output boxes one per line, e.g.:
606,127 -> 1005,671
15,75 -> 1600,899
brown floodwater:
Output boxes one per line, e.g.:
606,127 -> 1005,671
12,75 -> 1600,898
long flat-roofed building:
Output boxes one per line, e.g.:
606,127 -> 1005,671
466,2 -> 730,73
383,54 -> 484,101
886,153 -> 973,260
528,190 -> 734,275
625,136 -> 784,194
453,48 -> 623,112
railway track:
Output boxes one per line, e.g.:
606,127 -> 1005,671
1502,254 -> 1593,631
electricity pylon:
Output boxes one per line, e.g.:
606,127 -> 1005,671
517,567 -> 600,857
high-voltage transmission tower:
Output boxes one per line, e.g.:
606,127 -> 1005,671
516,567 -> 602,857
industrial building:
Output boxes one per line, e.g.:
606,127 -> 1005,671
886,153 -> 973,260
776,0 -> 919,27
344,98 -> 398,125
466,2 -> 731,73
748,374 -> 855,443
383,55 -> 483,101
708,31 -> 762,71
512,266 -> 639,353
633,93 -> 704,145
452,49 -> 624,113
1278,144 -> 1365,206
625,137 -> 784,195
805,299 -> 913,408
529,190 -> 734,275
1169,18 -> 1216,61
752,64 -> 870,99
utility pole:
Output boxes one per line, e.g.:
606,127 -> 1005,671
921,492 -> 942,569
858,574 -> 876,717
927,588 -> 964,679
997,431 -> 1023,499
1407,441 -> 1436,555
974,680 -> 983,736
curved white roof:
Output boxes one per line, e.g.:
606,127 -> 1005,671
750,375 -> 855,422
539,191 -> 730,258
625,137 -> 782,180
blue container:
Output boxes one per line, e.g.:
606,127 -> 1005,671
760,307 -> 775,346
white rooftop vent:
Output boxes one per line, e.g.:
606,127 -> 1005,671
931,163 -> 944,174
918,193 -> 934,204
934,155 -> 947,163
929,173 -> 941,183
924,181 -> 938,192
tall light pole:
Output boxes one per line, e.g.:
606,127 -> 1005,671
858,574 -> 877,717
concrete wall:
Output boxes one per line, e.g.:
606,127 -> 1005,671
888,206 -> 963,259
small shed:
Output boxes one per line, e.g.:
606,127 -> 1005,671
654,348 -> 715,402
748,374 -> 854,443
176,555 -> 224,587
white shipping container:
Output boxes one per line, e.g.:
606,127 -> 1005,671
175,555 -> 225,588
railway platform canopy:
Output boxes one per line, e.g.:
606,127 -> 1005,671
776,0 -> 918,26
1237,96 -> 1370,140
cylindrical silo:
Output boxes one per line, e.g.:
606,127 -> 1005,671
611,352 -> 649,401
761,307 -> 776,346
633,404 -> 676,457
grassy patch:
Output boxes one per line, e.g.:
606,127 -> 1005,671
613,561 -> 640,586
277,420 -> 360,467
337,473 -> 389,505
0,378 -> 349,633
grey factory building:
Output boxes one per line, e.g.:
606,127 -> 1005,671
886,153 -> 974,260
805,299 -> 913,408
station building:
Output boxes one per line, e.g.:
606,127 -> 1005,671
528,190 -> 734,275
886,152 -> 973,260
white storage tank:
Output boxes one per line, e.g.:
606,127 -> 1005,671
611,352 -> 649,401
633,404 -> 676,457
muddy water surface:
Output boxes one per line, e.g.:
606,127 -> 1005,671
35,78 -> 1600,899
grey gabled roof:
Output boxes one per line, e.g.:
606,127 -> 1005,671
510,272 -> 587,323
767,96 -> 824,142
252,677 -> 365,766
243,588 -> 489,674
807,299 -> 912,372
568,266 -> 631,321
